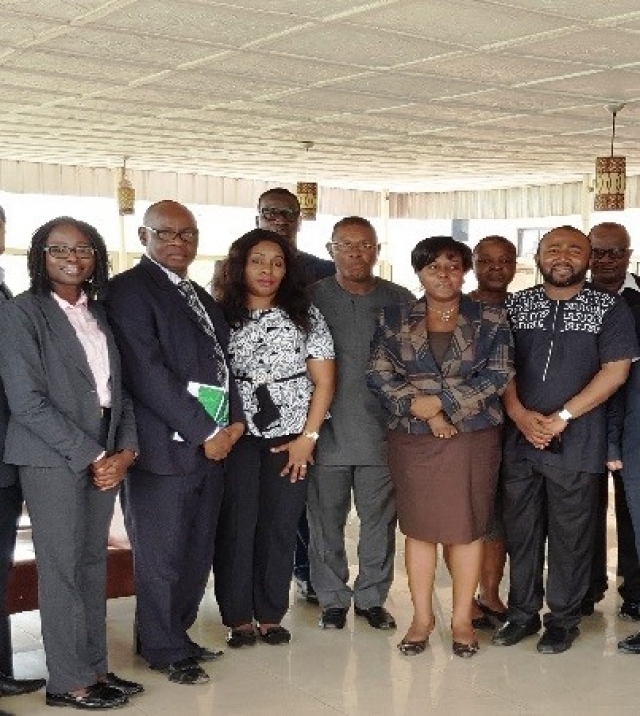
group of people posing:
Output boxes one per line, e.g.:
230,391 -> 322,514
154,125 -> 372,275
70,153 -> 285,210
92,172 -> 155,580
0,189 -> 639,710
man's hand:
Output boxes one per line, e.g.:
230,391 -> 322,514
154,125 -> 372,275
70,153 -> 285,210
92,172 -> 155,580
545,413 -> 571,438
91,449 -> 136,491
224,422 -> 245,446
203,431 -> 233,461
513,409 -> 555,449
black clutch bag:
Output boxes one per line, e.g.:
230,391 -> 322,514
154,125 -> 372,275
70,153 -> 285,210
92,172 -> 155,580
253,383 -> 281,432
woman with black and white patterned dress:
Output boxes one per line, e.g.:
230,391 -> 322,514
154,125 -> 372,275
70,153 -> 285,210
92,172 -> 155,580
214,228 -> 335,647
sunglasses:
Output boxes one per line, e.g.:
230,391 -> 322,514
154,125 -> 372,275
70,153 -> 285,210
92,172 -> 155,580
259,207 -> 300,222
591,248 -> 630,260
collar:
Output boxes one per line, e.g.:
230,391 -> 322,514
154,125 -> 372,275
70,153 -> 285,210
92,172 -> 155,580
145,254 -> 188,286
620,273 -> 640,295
51,290 -> 88,310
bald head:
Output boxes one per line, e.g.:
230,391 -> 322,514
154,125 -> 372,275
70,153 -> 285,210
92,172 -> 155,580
143,200 -> 196,227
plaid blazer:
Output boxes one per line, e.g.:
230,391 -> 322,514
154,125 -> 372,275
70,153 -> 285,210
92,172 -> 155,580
366,295 -> 514,434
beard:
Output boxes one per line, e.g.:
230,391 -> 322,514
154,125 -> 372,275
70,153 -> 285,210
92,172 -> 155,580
539,263 -> 588,288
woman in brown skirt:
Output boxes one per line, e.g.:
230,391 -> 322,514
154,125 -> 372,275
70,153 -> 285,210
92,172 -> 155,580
367,236 -> 514,658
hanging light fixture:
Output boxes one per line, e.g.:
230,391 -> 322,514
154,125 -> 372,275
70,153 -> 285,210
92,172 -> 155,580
296,141 -> 318,221
117,157 -> 136,215
594,103 -> 626,211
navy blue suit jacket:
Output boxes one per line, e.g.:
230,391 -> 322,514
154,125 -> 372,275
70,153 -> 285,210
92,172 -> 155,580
107,256 -> 243,476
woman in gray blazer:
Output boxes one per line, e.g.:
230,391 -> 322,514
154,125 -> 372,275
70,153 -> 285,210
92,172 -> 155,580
0,218 -> 142,709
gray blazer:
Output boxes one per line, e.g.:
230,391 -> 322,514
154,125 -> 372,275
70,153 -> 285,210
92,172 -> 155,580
0,292 -> 138,473
0,284 -> 18,488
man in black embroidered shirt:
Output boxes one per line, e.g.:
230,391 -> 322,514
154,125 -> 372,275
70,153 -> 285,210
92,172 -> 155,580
493,226 -> 637,654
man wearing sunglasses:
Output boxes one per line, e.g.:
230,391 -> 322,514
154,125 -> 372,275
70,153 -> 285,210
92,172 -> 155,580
257,188 -> 334,286
588,223 -> 640,651
255,188 -> 335,605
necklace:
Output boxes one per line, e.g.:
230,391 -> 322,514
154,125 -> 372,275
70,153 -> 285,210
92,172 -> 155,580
427,303 -> 459,322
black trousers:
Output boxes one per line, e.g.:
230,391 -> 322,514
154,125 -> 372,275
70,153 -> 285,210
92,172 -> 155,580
214,434 -> 308,627
0,482 -> 22,676
122,462 -> 223,668
502,459 -> 598,630
588,471 -> 640,602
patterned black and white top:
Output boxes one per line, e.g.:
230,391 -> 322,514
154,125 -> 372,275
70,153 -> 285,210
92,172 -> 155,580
229,305 -> 335,438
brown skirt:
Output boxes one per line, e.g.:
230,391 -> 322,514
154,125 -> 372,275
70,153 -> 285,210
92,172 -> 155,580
387,426 -> 501,544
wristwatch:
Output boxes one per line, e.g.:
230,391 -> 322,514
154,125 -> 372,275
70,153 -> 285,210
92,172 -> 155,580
302,430 -> 319,442
558,408 -> 573,422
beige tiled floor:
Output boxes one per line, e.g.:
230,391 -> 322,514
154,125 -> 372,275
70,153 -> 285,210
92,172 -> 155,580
4,507 -> 639,715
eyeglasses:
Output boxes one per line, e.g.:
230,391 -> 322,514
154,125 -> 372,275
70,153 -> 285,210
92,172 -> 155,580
330,241 -> 378,253
142,226 -> 199,244
259,207 -> 300,222
44,245 -> 95,259
591,247 -> 630,260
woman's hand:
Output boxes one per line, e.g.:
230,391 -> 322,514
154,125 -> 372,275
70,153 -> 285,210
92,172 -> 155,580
271,435 -> 316,483
410,395 -> 442,421
427,412 -> 458,439
91,449 -> 137,491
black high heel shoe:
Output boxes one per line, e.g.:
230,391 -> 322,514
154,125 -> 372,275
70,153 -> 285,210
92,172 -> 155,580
452,640 -> 479,658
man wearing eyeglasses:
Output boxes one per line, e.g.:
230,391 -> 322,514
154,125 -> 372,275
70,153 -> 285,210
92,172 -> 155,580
256,187 -> 335,604
257,188 -> 334,286
307,217 -> 414,630
0,206 -> 47,697
107,200 -> 245,684
588,223 -> 640,651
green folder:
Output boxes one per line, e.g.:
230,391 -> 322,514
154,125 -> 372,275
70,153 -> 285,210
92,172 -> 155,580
187,381 -> 229,426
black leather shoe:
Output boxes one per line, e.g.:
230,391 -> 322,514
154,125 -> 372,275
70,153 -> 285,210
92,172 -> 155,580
620,601 -> 640,621
618,630 -> 640,653
492,618 -> 541,646
354,606 -> 397,630
580,598 -> 595,616
0,672 -> 46,697
46,683 -> 128,709
188,640 -> 224,662
226,628 -> 257,648
259,626 -> 291,645
149,657 -> 210,685
294,575 -> 319,604
319,607 -> 348,629
101,672 -> 144,696
536,626 -> 579,654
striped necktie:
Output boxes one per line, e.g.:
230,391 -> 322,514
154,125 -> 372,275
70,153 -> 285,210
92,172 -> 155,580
177,280 -> 228,386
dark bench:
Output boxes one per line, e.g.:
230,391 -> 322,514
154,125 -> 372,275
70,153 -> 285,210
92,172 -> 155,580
6,548 -> 135,614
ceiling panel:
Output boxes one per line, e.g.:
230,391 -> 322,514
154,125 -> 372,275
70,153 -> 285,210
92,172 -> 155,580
347,0 -> 571,47
97,0 -> 308,45
0,0 -> 637,190
485,0 -> 640,22
257,24 -> 458,68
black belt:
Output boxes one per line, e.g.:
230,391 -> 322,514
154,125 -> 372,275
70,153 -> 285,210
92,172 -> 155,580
236,370 -> 306,384
100,407 -> 112,420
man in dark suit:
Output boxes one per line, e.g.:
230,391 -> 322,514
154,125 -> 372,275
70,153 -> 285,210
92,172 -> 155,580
587,223 -> 640,653
0,206 -> 47,696
107,200 -> 245,685
256,188 -> 335,602
584,222 -> 640,621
